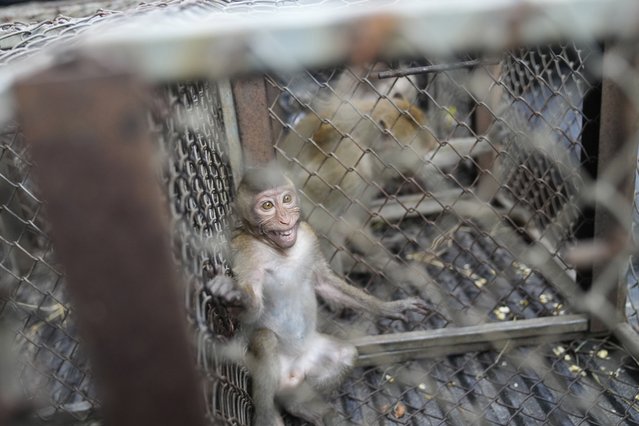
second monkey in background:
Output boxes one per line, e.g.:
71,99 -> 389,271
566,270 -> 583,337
276,69 -> 439,292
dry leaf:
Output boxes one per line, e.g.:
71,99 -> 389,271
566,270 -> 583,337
393,402 -> 406,418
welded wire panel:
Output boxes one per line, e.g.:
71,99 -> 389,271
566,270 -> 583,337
151,80 -> 251,425
0,4 -> 247,423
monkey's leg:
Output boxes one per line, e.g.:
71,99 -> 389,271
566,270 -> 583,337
343,225 -> 454,322
277,382 -> 329,426
302,334 -> 357,394
277,334 -> 357,426
247,329 -> 285,426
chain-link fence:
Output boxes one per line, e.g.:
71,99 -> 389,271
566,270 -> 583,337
268,46 -> 591,331
1,0 -> 639,425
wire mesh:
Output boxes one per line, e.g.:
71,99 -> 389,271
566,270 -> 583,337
494,46 -> 594,251
266,45 -> 639,424
0,4 -> 249,423
268,50 -> 591,331
0,119 -> 97,421
334,336 -> 639,425
0,1 -> 638,426
150,79 -> 251,426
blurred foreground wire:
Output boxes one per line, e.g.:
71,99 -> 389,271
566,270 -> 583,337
0,1 -> 639,425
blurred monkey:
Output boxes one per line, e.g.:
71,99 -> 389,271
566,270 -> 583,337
209,165 -> 428,426
276,71 -> 439,290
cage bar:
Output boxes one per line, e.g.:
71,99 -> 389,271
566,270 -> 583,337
14,57 -> 206,426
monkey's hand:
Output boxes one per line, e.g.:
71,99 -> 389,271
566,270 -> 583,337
380,297 -> 430,321
206,275 -> 243,307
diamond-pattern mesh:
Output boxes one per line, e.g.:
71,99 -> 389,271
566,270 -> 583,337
269,55 -> 583,331
0,1 -> 638,426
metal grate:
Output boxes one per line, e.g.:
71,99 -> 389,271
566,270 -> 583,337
495,45 -> 594,249
150,80 -> 251,425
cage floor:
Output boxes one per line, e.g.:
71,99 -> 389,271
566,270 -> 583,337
328,336 -> 639,426
285,224 -> 639,425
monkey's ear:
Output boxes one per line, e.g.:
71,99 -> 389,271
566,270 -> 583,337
392,92 -> 406,101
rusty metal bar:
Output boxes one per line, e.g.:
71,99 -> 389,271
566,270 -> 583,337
265,78 -> 286,150
231,76 -> 274,167
218,79 -> 244,188
14,58 -> 206,426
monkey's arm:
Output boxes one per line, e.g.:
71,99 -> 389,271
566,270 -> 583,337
207,236 -> 266,321
206,273 -> 263,314
229,266 -> 266,324
313,258 -> 429,321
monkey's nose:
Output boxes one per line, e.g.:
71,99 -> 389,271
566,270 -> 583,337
279,213 -> 291,225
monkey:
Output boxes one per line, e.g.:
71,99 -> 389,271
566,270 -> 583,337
209,165 -> 429,426
275,73 -> 440,294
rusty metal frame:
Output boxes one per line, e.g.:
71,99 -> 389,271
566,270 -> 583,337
14,57 -> 206,426
231,77 -> 274,168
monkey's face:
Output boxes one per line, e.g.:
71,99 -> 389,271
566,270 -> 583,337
253,185 -> 301,249
375,101 -> 437,172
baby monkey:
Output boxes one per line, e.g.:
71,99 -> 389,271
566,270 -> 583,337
210,165 -> 428,426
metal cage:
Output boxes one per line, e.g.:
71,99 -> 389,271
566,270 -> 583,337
1,1 -> 639,425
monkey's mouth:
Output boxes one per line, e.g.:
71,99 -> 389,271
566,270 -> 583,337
268,223 -> 299,249
275,229 -> 294,237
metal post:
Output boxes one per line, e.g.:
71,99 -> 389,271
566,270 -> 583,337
15,58 -> 206,426
231,77 -> 274,167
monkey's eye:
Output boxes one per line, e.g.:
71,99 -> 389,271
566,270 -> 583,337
261,201 -> 274,210
283,194 -> 292,203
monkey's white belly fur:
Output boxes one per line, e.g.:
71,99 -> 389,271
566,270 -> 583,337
235,223 -> 320,355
